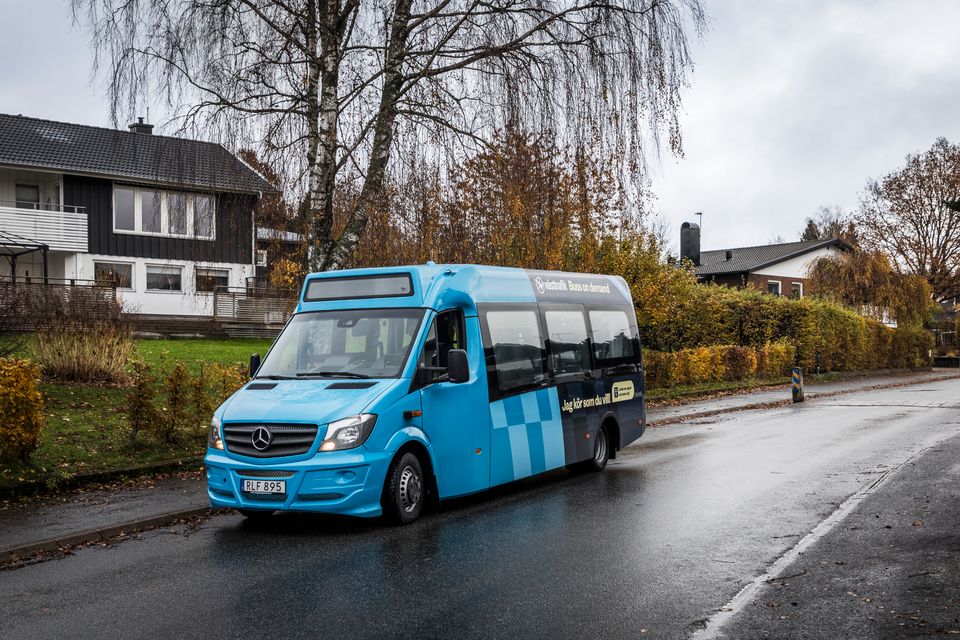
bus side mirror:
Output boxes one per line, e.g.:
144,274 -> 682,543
249,353 -> 261,378
447,349 -> 469,384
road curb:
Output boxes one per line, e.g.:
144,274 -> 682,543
0,506 -> 211,567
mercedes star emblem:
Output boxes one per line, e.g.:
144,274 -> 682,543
251,426 -> 272,451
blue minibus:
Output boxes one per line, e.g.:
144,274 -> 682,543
205,264 -> 645,524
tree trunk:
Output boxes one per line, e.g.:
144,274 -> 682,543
322,0 -> 413,271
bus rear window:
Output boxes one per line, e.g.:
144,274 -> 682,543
304,274 -> 413,301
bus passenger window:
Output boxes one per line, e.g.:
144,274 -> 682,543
544,309 -> 591,375
589,310 -> 636,362
486,310 -> 545,392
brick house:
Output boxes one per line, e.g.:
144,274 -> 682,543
679,223 -> 851,298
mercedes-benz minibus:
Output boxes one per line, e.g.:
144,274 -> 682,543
205,264 -> 645,524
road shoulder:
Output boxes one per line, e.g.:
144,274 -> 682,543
712,432 -> 960,639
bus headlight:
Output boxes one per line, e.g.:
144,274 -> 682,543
208,415 -> 224,450
320,414 -> 377,451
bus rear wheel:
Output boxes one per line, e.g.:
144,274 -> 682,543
580,424 -> 610,473
382,452 -> 425,525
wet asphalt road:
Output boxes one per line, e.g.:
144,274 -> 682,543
2,378 -> 959,640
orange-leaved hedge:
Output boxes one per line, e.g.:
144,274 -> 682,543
0,357 -> 46,462
644,341 -> 796,389
638,284 -> 932,378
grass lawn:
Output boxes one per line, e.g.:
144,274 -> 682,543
0,337 -> 274,494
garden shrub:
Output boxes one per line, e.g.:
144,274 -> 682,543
30,292 -> 134,384
128,362 -> 161,449
0,357 -> 45,462
722,346 -> 757,381
127,361 -> 250,448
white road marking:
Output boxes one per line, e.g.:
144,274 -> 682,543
692,428 -> 960,639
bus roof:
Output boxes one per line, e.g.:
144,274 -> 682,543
296,263 -> 633,315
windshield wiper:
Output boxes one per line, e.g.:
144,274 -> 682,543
257,374 -> 297,380
295,370 -> 372,379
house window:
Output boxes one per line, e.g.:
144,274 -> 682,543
94,262 -> 134,290
196,267 -> 229,293
256,249 -> 268,267
791,282 -> 803,299
112,185 -> 215,239
194,195 -> 215,239
167,193 -> 188,235
114,186 -> 137,231
15,184 -> 40,209
141,190 -> 162,233
767,281 -> 781,296
146,264 -> 183,291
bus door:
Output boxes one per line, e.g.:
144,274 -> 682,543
417,309 -> 490,497
481,306 -> 568,486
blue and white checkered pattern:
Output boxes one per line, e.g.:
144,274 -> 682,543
489,386 -> 566,485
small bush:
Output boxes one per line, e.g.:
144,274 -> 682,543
761,340 -> 796,378
127,362 -> 161,449
30,293 -> 134,384
722,346 -> 757,381
0,357 -> 46,462
160,363 -> 190,445
643,351 -> 675,389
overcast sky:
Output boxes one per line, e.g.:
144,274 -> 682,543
1,0 -> 959,252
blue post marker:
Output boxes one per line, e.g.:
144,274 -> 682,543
791,367 -> 804,403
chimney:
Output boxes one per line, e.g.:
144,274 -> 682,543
725,250 -> 733,261
679,221 -> 701,266
128,117 -> 154,134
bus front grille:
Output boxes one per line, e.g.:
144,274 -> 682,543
223,423 -> 318,458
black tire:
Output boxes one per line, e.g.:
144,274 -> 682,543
239,509 -> 275,520
382,452 -> 425,525
581,424 -> 610,472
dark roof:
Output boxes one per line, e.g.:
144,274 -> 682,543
0,113 -> 275,194
695,238 -> 850,277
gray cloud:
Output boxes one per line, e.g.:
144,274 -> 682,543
652,0 -> 960,251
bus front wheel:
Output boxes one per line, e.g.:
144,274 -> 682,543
382,452 -> 425,525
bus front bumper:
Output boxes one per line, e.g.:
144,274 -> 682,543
204,449 -> 392,518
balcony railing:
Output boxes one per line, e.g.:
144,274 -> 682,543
0,202 -> 88,252
0,200 -> 86,214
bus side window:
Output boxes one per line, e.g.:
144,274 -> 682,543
544,309 -> 591,375
588,309 -> 636,363
485,309 -> 546,392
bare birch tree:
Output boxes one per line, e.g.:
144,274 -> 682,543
73,0 -> 705,271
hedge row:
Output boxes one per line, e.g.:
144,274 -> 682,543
644,325 -> 931,390
644,341 -> 796,389
640,285 -> 933,375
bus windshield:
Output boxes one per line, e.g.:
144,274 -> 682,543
256,308 -> 425,379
